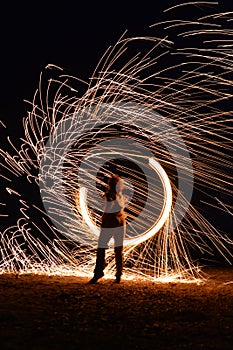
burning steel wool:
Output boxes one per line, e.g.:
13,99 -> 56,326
0,2 -> 232,282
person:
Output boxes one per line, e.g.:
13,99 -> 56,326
89,174 -> 126,284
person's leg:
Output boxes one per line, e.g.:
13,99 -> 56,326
114,245 -> 123,283
113,223 -> 125,283
93,248 -> 106,277
89,248 -> 106,284
89,230 -> 111,284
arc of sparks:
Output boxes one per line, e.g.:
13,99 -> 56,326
79,157 -> 173,247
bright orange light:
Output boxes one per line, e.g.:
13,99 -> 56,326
79,157 -> 172,246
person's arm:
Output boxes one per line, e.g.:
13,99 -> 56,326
102,194 -> 107,213
117,192 -> 126,209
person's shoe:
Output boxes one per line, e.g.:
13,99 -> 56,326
88,276 -> 99,284
88,273 -> 104,284
115,275 -> 121,284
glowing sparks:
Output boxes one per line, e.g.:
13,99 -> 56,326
79,186 -> 100,237
0,1 -> 232,283
79,157 -> 173,247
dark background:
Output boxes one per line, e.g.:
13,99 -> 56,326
0,1 -> 232,263
0,0 -> 231,124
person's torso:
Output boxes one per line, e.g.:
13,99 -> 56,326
101,194 -> 126,227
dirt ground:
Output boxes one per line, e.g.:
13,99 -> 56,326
0,267 -> 233,350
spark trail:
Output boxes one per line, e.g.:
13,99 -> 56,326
0,1 -> 232,282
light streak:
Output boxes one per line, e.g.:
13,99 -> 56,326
0,1 -> 232,283
79,157 -> 173,246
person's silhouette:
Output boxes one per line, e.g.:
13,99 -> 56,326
89,174 -> 126,284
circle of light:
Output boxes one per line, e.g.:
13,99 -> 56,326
39,102 -> 193,245
79,157 -> 173,247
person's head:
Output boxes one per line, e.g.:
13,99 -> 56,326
107,174 -> 124,195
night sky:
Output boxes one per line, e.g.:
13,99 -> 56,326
1,0 -> 230,123
0,1 -> 232,260
1,1 -> 231,130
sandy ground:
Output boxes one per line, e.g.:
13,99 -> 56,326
0,267 -> 233,350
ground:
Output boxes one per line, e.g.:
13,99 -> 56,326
0,267 -> 233,350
